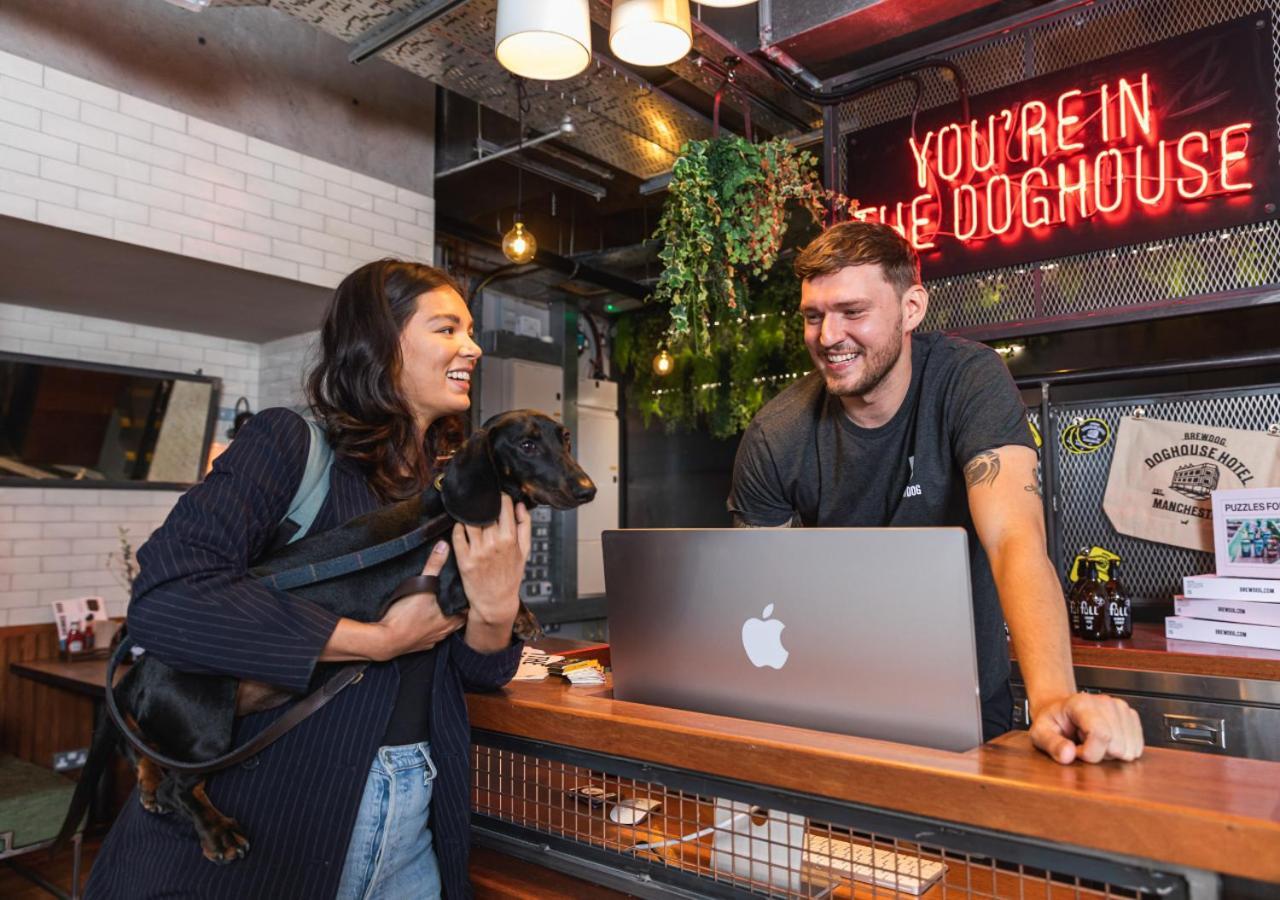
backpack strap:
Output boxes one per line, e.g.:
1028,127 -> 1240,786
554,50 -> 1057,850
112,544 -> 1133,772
282,418 -> 334,544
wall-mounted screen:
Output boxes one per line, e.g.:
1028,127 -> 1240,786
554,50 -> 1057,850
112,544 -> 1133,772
0,352 -> 220,488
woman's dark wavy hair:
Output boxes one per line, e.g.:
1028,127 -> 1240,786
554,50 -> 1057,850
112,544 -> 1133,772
307,259 -> 470,502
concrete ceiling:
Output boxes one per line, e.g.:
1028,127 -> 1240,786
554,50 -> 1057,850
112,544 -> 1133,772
0,215 -> 331,343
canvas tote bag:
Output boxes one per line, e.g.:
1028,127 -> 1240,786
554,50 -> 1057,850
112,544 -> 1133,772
1102,416 -> 1280,551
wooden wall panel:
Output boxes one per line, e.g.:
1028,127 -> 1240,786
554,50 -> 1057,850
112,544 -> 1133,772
0,624 -> 96,768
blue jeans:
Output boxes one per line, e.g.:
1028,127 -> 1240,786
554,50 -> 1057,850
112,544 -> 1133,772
336,742 -> 442,900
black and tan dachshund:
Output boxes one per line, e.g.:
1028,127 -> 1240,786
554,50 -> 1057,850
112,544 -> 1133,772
56,410 -> 595,863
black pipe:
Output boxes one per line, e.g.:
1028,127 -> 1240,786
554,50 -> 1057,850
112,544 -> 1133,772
1013,350 -> 1280,389
437,216 -> 649,301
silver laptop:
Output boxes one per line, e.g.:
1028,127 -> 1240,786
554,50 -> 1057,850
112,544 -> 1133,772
603,528 -> 983,752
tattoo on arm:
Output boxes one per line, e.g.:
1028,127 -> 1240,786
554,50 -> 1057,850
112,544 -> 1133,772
964,451 -> 1001,488
1024,482 -> 1043,496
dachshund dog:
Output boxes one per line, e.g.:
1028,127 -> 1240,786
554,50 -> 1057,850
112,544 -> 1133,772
56,410 -> 595,864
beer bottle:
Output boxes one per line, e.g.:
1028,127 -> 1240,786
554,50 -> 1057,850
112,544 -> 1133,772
1066,555 -> 1085,637
1104,561 -> 1132,640
1078,561 -> 1111,641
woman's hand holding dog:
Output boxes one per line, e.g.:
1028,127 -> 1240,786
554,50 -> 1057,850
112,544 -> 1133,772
456,495 -> 532,653
321,541 -> 464,662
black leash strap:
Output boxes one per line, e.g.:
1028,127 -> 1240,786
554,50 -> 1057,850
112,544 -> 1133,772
105,637 -> 367,776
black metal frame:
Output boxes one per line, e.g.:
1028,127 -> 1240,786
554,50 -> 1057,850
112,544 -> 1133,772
470,729 -> 1191,898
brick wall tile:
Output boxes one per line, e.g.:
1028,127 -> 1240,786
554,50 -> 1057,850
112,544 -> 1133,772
395,219 -> 433,244
243,251 -> 299,281
182,195 -> 246,229
117,177 -> 184,212
298,227 -> 348,256
120,94 -> 187,131
37,200 -> 113,238
325,216 -> 373,245
42,523 -> 100,539
301,155 -> 352,186
297,265 -> 344,289
0,122 -> 78,162
0,192 -> 36,218
44,69 -> 118,110
370,229 -> 416,257
274,165 -> 325,195
152,125 -> 216,162
213,223 -> 271,254
273,202 -> 323,230
0,144 -> 40,176
114,220 -> 183,253
42,112 -> 116,152
300,191 -> 349,221
39,158 -> 115,194
323,252 -> 360,274
326,181 -> 373,211
245,174 -> 300,206
184,157 -> 246,191
0,523 -> 42,539
0,96 -> 40,130
395,188 -> 433,213
20,339 -> 72,358
246,137 -> 301,169
373,196 -> 415,224
0,77 -> 78,119
273,239 -> 324,267
214,184 -> 272,216
14,539 -> 73,556
182,236 -> 244,268
13,572 -> 71,591
79,318 -> 134,337
151,207 -> 215,240
16,506 -> 70,523
244,211 -> 300,242
80,146 -> 150,182
350,171 -> 398,201
54,330 -> 108,351
78,189 -> 148,224
216,145 -> 273,179
0,50 -> 42,85
117,135 -> 185,172
81,104 -> 152,142
152,166 -> 215,201
187,116 -> 248,153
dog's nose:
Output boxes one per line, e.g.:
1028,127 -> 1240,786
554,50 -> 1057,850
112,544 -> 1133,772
572,477 -> 597,502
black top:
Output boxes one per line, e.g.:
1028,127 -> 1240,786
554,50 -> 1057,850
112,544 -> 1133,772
728,333 -> 1037,733
89,408 -> 522,900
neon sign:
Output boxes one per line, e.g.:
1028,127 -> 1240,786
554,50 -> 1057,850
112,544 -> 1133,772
844,15 -> 1278,278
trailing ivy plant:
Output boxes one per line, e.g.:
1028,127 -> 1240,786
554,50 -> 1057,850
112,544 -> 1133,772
652,136 -> 846,350
614,272 -> 812,440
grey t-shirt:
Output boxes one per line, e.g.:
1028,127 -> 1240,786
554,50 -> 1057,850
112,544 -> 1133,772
728,332 -> 1036,734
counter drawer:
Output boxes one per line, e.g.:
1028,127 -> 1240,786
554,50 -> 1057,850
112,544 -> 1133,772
1009,682 -> 1280,761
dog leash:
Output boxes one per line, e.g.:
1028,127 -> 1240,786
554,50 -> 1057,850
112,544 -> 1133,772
106,573 -> 440,776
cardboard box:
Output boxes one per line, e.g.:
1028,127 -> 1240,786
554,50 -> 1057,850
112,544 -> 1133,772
1211,488 -> 1280,579
1174,596 -> 1280,627
1183,574 -> 1280,602
1166,615 -> 1280,650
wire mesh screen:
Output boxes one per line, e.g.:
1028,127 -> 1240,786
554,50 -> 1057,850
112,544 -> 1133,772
1050,385 -> 1280,609
471,744 -> 1172,898
835,0 -> 1280,335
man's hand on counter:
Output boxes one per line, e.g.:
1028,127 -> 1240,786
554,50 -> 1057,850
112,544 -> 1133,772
1029,693 -> 1145,764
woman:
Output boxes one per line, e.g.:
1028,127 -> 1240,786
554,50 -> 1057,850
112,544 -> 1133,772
87,260 -> 528,899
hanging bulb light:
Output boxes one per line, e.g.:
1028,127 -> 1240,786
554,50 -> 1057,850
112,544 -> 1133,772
694,1 -> 757,6
652,348 -> 674,377
503,220 -> 537,264
610,0 -> 692,68
495,0 -> 592,80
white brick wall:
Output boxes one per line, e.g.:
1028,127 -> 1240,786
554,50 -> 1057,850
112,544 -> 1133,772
259,330 -> 318,413
0,302 -> 266,626
0,49 -> 435,290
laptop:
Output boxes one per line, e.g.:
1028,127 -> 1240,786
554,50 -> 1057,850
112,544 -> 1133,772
602,528 -> 983,752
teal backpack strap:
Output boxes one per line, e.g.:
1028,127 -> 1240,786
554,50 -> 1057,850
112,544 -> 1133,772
282,418 -> 335,544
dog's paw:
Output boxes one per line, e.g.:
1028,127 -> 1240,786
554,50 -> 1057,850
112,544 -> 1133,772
201,820 -> 250,864
139,792 -> 171,815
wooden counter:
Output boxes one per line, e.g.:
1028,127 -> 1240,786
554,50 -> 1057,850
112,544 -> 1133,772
467,675 -> 1280,884
1064,621 -> 1280,681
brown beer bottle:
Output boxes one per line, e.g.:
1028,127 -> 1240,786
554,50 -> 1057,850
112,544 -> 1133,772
1078,561 -> 1112,641
1104,561 -> 1132,639
1066,556 -> 1085,637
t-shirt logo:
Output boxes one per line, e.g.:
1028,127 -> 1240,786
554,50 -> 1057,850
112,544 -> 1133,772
902,455 -> 923,498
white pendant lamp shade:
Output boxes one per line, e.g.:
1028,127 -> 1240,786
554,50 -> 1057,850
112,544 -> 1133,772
610,0 -> 692,68
694,1 -> 757,7
495,0 -> 591,81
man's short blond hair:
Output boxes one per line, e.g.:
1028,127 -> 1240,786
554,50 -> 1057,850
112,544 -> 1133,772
794,222 -> 921,297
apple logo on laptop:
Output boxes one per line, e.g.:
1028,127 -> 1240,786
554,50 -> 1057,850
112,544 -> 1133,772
741,604 -> 788,669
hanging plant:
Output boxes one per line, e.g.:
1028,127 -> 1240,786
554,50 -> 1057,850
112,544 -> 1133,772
651,136 -> 852,350
615,271 -> 812,439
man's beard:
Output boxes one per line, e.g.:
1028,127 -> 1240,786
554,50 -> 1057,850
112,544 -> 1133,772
817,321 -> 905,399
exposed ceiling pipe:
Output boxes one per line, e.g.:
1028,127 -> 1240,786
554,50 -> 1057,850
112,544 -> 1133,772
348,0 -> 473,64
436,115 -> 576,179
437,216 -> 649,301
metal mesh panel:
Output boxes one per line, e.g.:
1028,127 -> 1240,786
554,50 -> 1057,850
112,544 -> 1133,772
1051,386 -> 1280,608
835,0 -> 1280,334
472,744 -> 1165,898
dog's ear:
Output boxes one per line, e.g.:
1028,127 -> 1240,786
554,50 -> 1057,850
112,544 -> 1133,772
440,429 -> 503,525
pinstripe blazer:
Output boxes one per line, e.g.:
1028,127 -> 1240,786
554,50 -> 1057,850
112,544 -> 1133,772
85,408 -> 522,900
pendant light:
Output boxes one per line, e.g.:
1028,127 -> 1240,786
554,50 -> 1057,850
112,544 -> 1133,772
652,348 -> 674,376
495,0 -> 592,81
503,78 -> 538,265
694,1 -> 757,6
610,0 -> 692,68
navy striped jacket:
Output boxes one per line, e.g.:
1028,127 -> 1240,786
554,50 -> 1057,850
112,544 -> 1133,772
86,408 -> 522,899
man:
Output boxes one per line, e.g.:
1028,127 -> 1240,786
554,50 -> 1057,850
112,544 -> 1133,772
728,221 -> 1143,764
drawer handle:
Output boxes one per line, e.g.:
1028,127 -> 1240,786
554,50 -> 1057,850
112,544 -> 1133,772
1164,714 -> 1226,749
